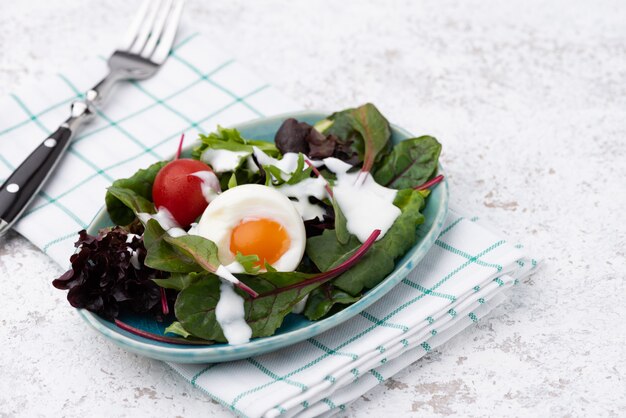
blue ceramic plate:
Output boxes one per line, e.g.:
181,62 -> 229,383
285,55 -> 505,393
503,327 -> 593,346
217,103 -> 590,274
78,111 -> 449,363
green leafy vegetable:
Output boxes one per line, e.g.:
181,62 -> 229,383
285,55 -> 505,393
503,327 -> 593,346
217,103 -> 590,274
326,103 -> 391,171
164,321 -> 193,338
143,219 -> 202,273
332,199 -> 350,245
306,189 -> 425,295
152,272 -> 205,291
373,136 -> 442,189
105,161 -> 167,225
235,252 -> 261,274
173,229 -> 380,341
175,270 -> 317,341
162,234 -> 221,272
227,172 -> 238,189
303,284 -> 360,320
191,126 -> 279,159
263,153 -> 313,186
106,187 -> 155,218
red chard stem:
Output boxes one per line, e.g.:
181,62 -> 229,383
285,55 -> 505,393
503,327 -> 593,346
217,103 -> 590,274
175,133 -> 185,160
414,174 -> 444,191
160,287 -> 169,315
114,319 -> 212,345
260,229 -> 381,297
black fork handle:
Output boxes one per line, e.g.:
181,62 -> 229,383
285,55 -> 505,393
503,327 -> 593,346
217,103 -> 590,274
0,126 -> 74,236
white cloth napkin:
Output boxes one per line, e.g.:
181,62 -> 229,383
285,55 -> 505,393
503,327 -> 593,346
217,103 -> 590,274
0,33 -> 537,417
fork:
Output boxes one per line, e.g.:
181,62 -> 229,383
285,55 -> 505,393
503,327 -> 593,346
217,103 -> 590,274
0,0 -> 184,237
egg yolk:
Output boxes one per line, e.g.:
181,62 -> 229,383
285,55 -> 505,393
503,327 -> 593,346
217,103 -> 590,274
230,219 -> 290,267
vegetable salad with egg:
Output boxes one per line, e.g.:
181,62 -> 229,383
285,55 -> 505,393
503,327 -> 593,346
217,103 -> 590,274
53,103 -> 442,345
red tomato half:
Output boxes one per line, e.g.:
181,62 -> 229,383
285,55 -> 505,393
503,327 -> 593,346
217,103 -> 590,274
152,159 -> 213,227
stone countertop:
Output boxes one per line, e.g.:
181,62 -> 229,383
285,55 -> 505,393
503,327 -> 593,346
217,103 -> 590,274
1,0 -> 624,416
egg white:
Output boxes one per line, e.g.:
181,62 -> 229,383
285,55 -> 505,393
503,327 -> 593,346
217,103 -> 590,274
196,184 -> 306,272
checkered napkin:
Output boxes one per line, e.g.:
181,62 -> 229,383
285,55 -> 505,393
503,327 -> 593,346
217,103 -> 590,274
0,33 -> 537,417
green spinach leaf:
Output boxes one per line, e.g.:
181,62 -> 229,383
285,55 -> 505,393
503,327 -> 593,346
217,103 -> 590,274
105,161 -> 167,225
143,219 -> 199,273
303,284 -> 360,320
152,271 -> 205,291
142,219 -> 222,274
175,270 -> 324,341
373,136 -> 441,189
306,189 -> 425,295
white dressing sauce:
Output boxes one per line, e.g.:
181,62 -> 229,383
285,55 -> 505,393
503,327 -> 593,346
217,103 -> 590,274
138,207 -> 187,238
246,154 -> 260,173
187,222 -> 200,236
323,157 -> 401,243
200,148 -> 249,173
125,234 -> 141,269
215,264 -> 242,285
125,233 -> 141,243
215,279 -> 252,345
251,147 -> 328,220
126,248 -> 141,269
224,260 -> 245,274
252,147 -> 300,180
251,148 -> 324,179
190,170 -> 221,204
291,295 -> 309,314
276,177 -> 329,221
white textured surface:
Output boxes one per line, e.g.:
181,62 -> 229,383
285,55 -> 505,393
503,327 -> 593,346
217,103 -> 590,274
1,0 -> 625,417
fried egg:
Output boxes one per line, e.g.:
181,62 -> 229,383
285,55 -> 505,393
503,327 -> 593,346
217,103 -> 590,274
196,184 -> 306,272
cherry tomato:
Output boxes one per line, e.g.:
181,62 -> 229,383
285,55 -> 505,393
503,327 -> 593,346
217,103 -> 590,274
152,159 -> 213,227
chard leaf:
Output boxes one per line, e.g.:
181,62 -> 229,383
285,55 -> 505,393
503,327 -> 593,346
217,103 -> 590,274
333,199 -> 350,245
162,234 -> 221,273
164,321 -> 193,338
153,272 -> 205,291
143,219 -> 201,273
306,189 -> 425,295
106,187 -> 156,218
175,270 -> 321,341
192,126 -> 279,159
326,103 -> 391,170
105,161 -> 167,225
303,284 -> 360,320
373,136 -> 442,189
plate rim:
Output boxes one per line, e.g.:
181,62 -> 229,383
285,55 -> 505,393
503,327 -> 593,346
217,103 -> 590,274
77,110 -> 449,363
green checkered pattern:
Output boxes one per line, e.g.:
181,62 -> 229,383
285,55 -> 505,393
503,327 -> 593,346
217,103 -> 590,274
168,213 -> 537,418
0,32 -> 297,263
0,33 -> 538,418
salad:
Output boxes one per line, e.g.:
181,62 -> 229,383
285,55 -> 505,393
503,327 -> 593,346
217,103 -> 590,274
53,103 -> 443,345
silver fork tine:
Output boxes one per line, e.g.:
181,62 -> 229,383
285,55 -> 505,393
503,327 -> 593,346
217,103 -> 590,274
141,0 -> 174,58
129,0 -> 161,54
119,0 -> 150,51
151,0 -> 185,64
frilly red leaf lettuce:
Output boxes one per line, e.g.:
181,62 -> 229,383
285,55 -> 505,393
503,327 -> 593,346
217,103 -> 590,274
52,227 -> 170,320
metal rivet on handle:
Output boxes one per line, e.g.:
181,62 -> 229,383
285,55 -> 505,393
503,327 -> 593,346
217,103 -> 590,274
44,138 -> 57,148
6,183 -> 19,193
